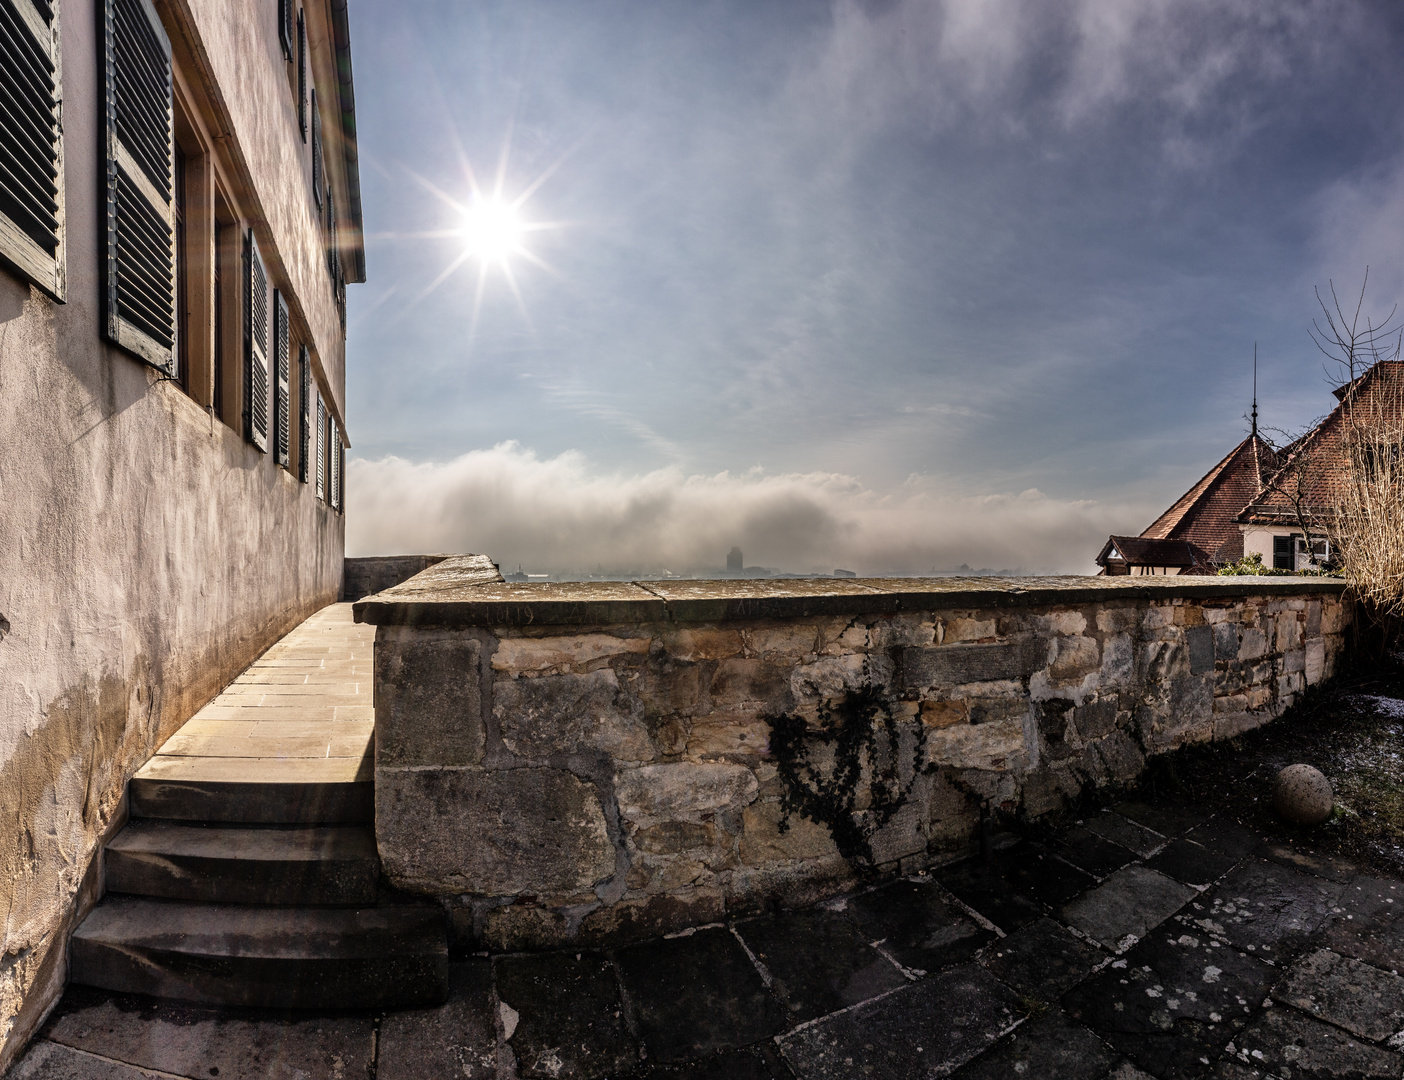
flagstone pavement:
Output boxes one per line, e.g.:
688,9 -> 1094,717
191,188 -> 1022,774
10,791 -> 1404,1080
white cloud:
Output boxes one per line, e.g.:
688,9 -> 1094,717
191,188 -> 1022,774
347,442 -> 1157,574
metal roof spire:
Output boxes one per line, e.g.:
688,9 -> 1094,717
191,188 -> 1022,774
1252,343 -> 1258,438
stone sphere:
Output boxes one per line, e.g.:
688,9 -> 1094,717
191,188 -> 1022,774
1272,764 -> 1334,825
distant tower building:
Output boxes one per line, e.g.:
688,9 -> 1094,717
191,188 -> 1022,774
727,547 -> 743,572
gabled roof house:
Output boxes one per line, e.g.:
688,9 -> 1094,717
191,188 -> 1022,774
1096,432 -> 1279,575
1098,359 -> 1404,575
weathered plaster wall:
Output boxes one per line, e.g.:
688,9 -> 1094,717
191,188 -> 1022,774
178,0 -> 349,413
0,0 -> 347,1067
357,568 -> 1350,953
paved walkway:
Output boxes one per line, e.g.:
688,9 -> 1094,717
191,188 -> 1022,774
130,603 -> 374,788
12,790 -> 1404,1079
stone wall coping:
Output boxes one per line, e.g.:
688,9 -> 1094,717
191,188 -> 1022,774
352,555 -> 1348,627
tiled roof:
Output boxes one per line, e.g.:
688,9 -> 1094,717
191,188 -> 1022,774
1097,535 -> 1215,569
1237,361 -> 1404,527
1140,433 -> 1278,563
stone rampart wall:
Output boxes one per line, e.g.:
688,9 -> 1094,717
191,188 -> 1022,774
355,565 -> 1350,951
343,555 -> 449,601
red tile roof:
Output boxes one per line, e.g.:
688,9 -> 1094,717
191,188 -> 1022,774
1139,433 -> 1279,563
1238,360 -> 1404,527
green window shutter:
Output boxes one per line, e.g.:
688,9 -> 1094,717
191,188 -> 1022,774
102,0 -> 174,372
273,288 -> 290,467
243,229 -> 268,450
0,0 -> 64,300
315,394 -> 325,500
311,88 -> 321,210
296,9 -> 306,142
277,0 -> 292,62
297,344 -> 310,482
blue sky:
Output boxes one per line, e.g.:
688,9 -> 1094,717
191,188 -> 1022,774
344,0 -> 1404,573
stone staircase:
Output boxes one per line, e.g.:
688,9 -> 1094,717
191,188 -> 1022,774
68,604 -> 449,1010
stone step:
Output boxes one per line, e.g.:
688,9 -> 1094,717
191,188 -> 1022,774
70,896 -> 449,1010
129,756 -> 372,824
105,822 -> 380,906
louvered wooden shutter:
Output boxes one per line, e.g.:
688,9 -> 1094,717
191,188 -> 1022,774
297,345 -> 310,482
296,10 -> 307,142
243,229 -> 269,451
278,0 -> 293,61
311,88 -> 322,210
102,0 -> 175,372
273,288 -> 290,467
337,438 -> 345,512
329,419 -> 340,510
0,0 -> 63,299
315,394 -> 325,500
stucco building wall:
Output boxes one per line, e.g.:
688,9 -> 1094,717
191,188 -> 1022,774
0,0 -> 354,1066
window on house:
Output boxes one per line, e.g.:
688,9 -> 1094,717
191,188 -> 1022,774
311,89 -> 323,210
297,345 -> 311,482
244,229 -> 269,450
273,289 -> 290,468
1361,442 -> 1403,482
102,0 -> 176,372
297,10 -> 308,141
1273,535 -> 1295,571
213,198 -> 242,430
173,144 -> 190,392
315,394 -> 326,500
329,419 -> 341,511
0,0 -> 64,299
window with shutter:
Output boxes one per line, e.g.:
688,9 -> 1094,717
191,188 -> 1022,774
315,394 -> 325,500
278,0 -> 293,61
311,88 -> 322,210
102,0 -> 175,372
243,229 -> 269,451
297,344 -> 310,482
337,439 -> 345,513
273,288 -> 290,467
0,0 -> 64,300
296,10 -> 307,142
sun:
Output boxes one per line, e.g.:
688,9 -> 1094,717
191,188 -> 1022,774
461,197 -> 525,264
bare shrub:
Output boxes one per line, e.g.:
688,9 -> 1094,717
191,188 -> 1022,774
1315,273 -> 1404,619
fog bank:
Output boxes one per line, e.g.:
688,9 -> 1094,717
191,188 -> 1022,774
347,443 -> 1156,576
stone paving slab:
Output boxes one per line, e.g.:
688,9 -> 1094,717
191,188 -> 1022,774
613,927 -> 788,1064
777,963 -> 1021,1079
376,960 -> 499,1080
1182,859 -> 1345,962
1064,926 -> 1275,1078
1274,948 -> 1404,1041
1081,811 -> 1167,859
1062,866 -> 1198,951
6,1042 -> 169,1079
34,985 -> 375,1080
948,1008 -> 1118,1079
1219,1006 -> 1403,1078
978,916 -> 1105,1000
843,879 -> 991,974
1053,826 -> 1140,879
495,951 -> 638,1077
734,908 -> 909,1022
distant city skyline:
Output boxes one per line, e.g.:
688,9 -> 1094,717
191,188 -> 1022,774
345,0 -> 1404,573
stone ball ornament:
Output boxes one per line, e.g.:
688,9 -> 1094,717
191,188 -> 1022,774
1272,764 -> 1334,825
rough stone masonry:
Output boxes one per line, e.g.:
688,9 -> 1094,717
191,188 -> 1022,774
353,559 -> 1349,951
